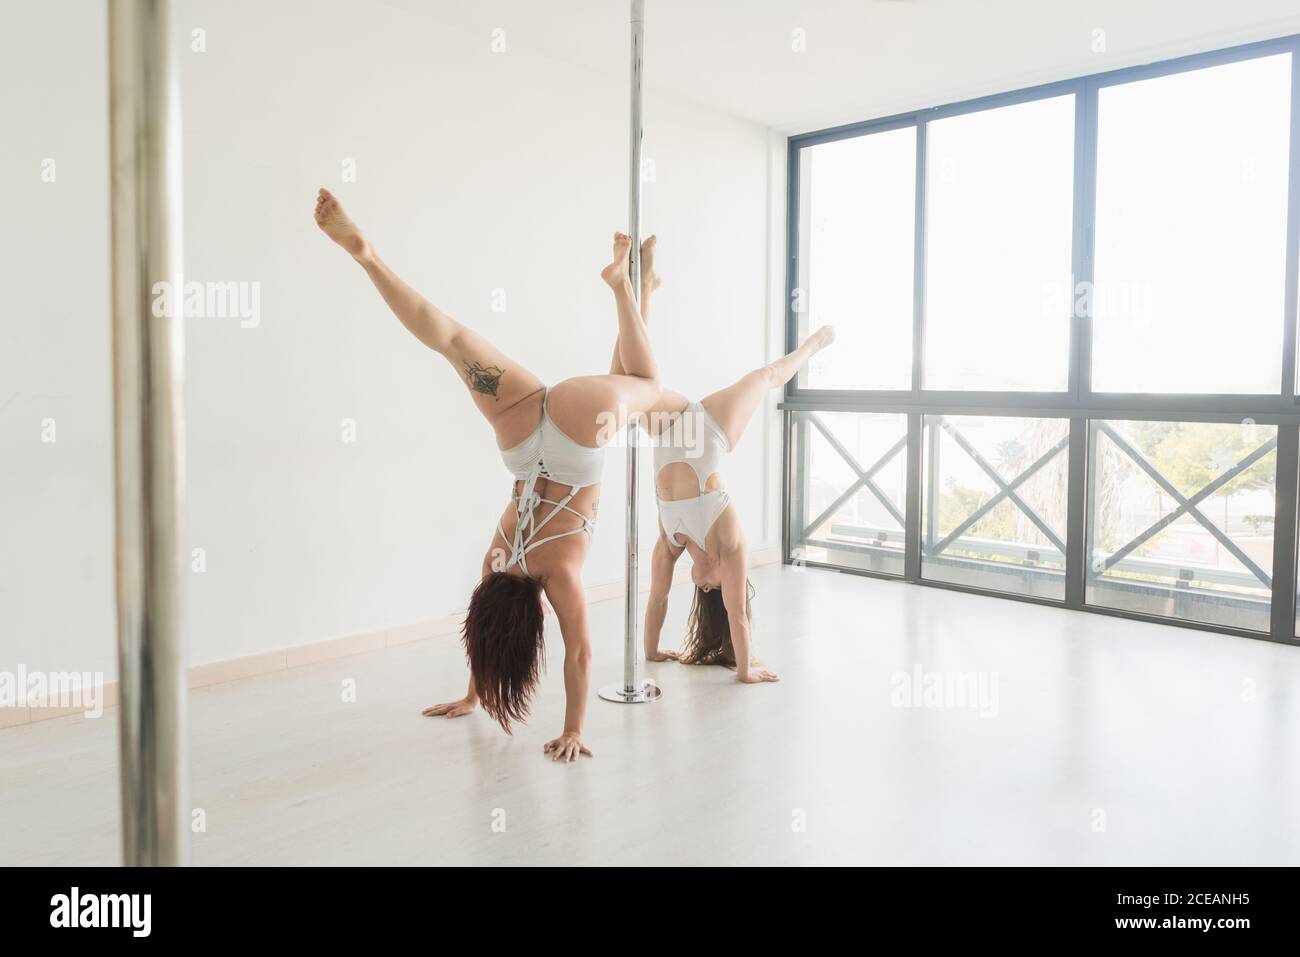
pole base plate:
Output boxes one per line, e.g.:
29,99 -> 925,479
598,680 -> 662,704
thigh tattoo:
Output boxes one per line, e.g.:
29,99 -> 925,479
464,360 -> 505,400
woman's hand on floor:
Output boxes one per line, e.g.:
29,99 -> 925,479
422,698 -> 476,718
543,731 -> 593,763
645,649 -> 680,662
737,667 -> 780,684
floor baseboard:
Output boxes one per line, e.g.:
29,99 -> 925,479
8,546 -> 782,729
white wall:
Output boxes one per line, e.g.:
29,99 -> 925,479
0,0 -> 772,680
1,3 -> 115,681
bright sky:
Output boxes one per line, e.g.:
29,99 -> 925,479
800,51 -> 1295,396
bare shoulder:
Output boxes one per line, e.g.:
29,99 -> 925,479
541,565 -> 590,648
541,563 -> 586,613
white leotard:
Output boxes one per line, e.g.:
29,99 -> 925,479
652,402 -> 731,550
496,389 -> 604,575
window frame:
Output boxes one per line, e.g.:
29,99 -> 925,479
781,34 -> 1300,646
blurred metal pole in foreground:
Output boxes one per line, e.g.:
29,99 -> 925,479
108,0 -> 189,865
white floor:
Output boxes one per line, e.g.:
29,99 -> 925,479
4,564 -> 1300,866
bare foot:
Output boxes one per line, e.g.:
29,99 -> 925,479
807,325 -> 835,352
314,188 -> 371,261
600,232 -> 632,289
640,235 -> 662,293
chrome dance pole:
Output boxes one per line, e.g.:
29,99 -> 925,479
600,0 -> 660,704
108,0 -> 189,865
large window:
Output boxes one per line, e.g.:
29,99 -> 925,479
785,36 -> 1300,644
796,127 -> 916,391
922,416 -> 1070,600
792,412 -> 907,576
924,96 -> 1076,392
1087,420 -> 1277,632
1091,54 -> 1292,394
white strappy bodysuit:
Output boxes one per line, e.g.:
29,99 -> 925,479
653,402 -> 731,551
496,389 -> 605,575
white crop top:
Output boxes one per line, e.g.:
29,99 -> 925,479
495,389 -> 605,575
652,401 -> 730,492
499,389 -> 605,489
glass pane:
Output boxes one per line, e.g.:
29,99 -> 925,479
797,128 -> 916,391
1091,54 -> 1292,394
1087,420 -> 1277,632
793,411 -> 908,576
923,95 -> 1075,391
921,415 -> 1070,600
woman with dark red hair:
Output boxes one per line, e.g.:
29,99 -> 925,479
315,189 -> 660,762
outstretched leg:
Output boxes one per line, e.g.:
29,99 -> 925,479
604,237 -> 686,438
701,326 -> 836,449
608,235 -> 661,375
546,235 -> 662,446
314,188 -> 544,441
600,233 -> 658,382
